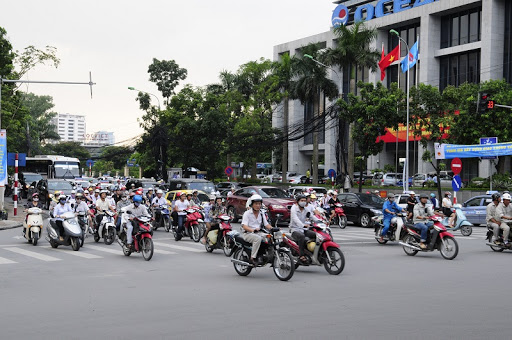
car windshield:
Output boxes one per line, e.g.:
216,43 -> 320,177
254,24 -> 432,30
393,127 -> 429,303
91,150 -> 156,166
142,182 -> 158,189
24,174 -> 43,184
357,193 -> 385,206
48,181 -> 73,191
188,182 -> 215,193
259,188 -> 289,198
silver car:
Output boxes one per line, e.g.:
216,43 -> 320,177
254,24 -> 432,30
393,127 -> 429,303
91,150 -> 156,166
461,195 -> 492,226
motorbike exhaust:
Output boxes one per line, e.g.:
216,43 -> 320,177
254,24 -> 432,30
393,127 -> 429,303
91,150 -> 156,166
486,242 -> 504,248
45,236 -> 50,242
231,258 -> 251,266
399,241 -> 422,251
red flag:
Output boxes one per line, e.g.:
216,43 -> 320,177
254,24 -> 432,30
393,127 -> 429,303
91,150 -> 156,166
378,45 -> 400,81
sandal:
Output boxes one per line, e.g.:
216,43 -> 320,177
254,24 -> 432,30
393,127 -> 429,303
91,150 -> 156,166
299,256 -> 308,262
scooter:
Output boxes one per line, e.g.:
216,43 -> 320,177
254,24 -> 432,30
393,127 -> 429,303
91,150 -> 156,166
152,204 -> 171,232
173,207 -> 204,242
23,207 -> 44,246
331,203 -> 347,229
374,213 -> 409,244
485,221 -> 512,252
117,215 -> 154,261
204,214 -> 236,256
440,204 -> 473,236
94,210 -> 117,245
46,212 -> 82,251
399,215 -> 459,260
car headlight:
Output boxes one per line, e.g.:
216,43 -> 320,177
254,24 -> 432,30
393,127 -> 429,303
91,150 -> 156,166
371,209 -> 383,215
270,204 -> 286,210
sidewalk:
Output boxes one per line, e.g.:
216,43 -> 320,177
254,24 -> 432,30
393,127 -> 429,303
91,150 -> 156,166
0,198 -> 25,230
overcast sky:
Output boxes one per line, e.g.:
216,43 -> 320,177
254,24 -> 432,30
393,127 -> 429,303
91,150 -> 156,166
2,0 -> 335,143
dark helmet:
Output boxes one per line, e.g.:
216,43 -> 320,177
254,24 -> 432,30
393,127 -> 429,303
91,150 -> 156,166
296,194 -> 307,202
419,193 -> 429,199
492,193 -> 501,201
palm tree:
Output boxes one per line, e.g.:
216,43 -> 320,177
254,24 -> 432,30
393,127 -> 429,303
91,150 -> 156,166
292,43 -> 338,185
323,21 -> 380,186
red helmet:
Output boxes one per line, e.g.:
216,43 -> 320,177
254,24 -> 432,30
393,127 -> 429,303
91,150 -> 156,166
176,192 -> 183,198
136,189 -> 143,195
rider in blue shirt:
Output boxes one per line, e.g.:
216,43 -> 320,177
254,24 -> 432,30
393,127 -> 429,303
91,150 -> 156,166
380,193 -> 404,242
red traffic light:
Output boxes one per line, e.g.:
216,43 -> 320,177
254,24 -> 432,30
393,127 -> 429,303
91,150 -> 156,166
487,100 -> 495,109
481,94 -> 488,100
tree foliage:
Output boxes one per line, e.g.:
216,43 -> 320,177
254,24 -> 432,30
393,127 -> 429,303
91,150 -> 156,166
45,142 -> 90,162
148,58 -> 187,102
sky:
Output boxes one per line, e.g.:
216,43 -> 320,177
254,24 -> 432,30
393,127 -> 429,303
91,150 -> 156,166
1,0 -> 336,144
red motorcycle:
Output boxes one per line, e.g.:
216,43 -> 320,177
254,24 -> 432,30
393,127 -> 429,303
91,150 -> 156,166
332,203 -> 347,229
204,214 -> 235,256
399,215 -> 459,260
172,207 -> 204,242
117,215 -> 154,261
282,221 -> 345,275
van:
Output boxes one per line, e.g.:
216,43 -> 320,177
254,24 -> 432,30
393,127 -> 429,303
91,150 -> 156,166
168,178 -> 216,193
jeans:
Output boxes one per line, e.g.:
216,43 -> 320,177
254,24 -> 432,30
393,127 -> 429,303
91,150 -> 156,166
177,215 -> 186,234
382,217 -> 393,236
414,221 -> 433,242
126,220 -> 138,244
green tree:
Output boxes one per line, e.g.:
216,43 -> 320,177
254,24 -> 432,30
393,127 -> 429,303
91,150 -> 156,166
45,141 -> 90,162
97,146 -> 133,170
292,44 -> 338,184
339,82 -> 405,192
147,58 -> 187,104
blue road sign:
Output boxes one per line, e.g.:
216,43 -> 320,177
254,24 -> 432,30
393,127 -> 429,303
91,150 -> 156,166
86,159 -> 94,167
7,153 -> 26,167
328,169 -> 336,178
480,137 -> 498,160
225,166 -> 233,176
452,175 -> 462,192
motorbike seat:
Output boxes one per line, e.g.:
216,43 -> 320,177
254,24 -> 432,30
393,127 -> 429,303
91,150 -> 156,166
235,235 -> 252,247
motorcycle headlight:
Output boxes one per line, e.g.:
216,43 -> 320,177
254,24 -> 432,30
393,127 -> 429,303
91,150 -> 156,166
270,204 -> 286,210
371,209 -> 383,216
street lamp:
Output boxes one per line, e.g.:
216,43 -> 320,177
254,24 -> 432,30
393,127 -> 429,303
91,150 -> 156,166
127,86 -> 161,110
303,54 -> 342,94
390,29 -> 411,192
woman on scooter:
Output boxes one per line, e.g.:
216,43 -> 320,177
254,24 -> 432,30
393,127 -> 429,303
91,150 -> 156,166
24,193 -> 42,222
53,194 -> 72,241
442,191 -> 455,227
328,191 -> 340,225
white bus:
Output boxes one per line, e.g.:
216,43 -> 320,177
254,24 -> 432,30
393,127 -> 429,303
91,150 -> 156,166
24,155 -> 82,179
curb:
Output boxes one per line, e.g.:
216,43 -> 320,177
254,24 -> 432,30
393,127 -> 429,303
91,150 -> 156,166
0,223 -> 24,231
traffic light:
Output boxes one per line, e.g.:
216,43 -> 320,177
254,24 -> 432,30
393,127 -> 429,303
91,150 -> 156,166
487,99 -> 495,110
477,92 -> 493,114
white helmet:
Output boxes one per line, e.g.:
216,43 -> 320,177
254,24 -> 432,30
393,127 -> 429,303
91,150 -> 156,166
408,191 -> 416,195
156,189 -> 164,194
503,193 -> 511,200
248,194 -> 263,207
58,194 -> 67,201
71,190 -> 76,194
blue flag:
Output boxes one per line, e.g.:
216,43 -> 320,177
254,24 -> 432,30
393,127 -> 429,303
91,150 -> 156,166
401,40 -> 419,73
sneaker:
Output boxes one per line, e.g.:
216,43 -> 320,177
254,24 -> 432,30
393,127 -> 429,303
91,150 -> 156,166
419,243 -> 427,250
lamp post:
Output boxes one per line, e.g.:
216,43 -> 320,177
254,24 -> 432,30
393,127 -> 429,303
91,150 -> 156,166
390,29 -> 411,192
127,87 -> 161,110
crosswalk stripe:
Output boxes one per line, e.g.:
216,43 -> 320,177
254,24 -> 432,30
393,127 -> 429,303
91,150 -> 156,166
4,247 -> 61,262
50,247 -> 102,259
153,242 -> 203,253
85,245 -> 122,255
0,256 -> 17,264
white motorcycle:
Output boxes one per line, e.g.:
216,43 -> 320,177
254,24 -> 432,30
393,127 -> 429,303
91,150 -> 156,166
23,207 -> 44,246
46,212 -> 82,251
94,210 -> 117,245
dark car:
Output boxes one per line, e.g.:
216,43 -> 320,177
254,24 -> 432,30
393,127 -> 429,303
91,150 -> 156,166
225,186 -> 295,225
338,192 -> 384,227
461,194 -> 492,226
36,179 -> 74,209
215,181 -> 251,191
18,172 -> 43,199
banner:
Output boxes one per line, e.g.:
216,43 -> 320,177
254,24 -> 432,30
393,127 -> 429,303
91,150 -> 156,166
435,142 -> 512,159
0,130 -> 6,186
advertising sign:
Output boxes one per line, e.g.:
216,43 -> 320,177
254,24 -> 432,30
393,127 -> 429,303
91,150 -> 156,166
0,130 -> 6,186
435,142 -> 512,160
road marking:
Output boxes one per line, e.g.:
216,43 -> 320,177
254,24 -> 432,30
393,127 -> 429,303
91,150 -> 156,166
49,247 -> 102,259
0,256 -> 17,264
85,245 -> 122,255
153,242 -> 203,253
4,247 -> 61,262
154,249 -> 177,255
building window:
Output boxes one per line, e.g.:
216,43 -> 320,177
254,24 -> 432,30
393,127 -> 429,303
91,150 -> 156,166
440,8 -> 481,49
504,1 -> 512,83
439,50 -> 480,91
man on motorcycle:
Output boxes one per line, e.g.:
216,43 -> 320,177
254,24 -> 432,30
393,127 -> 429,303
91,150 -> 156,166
53,194 -> 72,241
121,195 -> 151,249
186,193 -> 197,207
191,190 -> 201,206
91,189 -> 100,204
95,190 -> 115,229
380,192 -> 404,242
487,193 -> 502,244
174,192 -> 191,240
327,192 -> 341,225
406,191 -> 416,220
413,193 -> 435,249
241,194 -> 272,266
151,189 -> 169,223
496,193 -> 512,247
290,194 -> 317,263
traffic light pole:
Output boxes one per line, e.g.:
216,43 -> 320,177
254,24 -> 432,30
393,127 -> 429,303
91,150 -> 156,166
495,104 -> 512,109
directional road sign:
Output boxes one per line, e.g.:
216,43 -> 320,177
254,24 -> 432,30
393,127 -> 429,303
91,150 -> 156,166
452,175 -> 462,192
480,137 -> 498,160
328,169 -> 336,179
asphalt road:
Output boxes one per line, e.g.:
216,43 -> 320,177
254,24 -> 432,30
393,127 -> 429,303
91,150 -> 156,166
0,220 -> 510,339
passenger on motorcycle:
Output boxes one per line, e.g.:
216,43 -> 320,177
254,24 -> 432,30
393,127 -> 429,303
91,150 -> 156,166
83,190 -> 93,204
487,193 -> 502,244
241,194 -> 272,266
191,191 -> 201,206
186,193 -> 197,207
290,195 -> 317,263
116,192 -> 131,231
413,193 -> 435,249
174,192 -> 191,239
380,193 -> 404,242
53,194 -> 72,241
151,189 -> 169,220
121,195 -> 151,249
201,196 -> 227,244
327,192 -> 341,224
95,190 -> 115,229
146,188 -> 155,205
200,196 -> 215,244
406,191 -> 416,220
496,193 -> 512,247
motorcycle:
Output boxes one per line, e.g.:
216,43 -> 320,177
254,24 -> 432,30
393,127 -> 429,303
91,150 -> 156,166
331,203 -> 347,229
373,213 -> 408,244
399,215 -> 459,260
94,210 -> 117,245
204,214 -> 236,256
485,221 -> 512,252
46,212 -> 82,251
152,204 -> 171,232
230,227 -> 295,281
440,204 -> 473,236
117,214 -> 154,261
282,220 -> 345,275
173,206 -> 204,242
311,210 -> 333,241
23,207 -> 44,246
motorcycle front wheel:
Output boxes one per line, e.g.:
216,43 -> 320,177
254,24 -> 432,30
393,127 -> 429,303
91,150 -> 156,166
104,227 -> 115,245
141,237 -> 154,261
439,236 -> 459,260
338,216 -> 347,229
323,248 -> 345,275
222,236 -> 234,257
233,248 -> 252,276
70,237 -> 80,251
191,225 -> 201,242
460,225 -> 473,237
273,251 -> 295,281
32,232 -> 38,246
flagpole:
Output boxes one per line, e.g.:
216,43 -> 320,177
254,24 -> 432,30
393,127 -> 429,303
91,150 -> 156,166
416,35 -> 420,88
396,39 -> 400,176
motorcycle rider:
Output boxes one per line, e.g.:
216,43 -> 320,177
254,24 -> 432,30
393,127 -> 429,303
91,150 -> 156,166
174,192 -> 191,240
202,196 -> 226,244
112,187 -> 123,204
24,193 -> 42,225
83,190 -> 93,204
95,190 -> 114,229
68,190 -> 77,209
327,191 -> 340,224
430,193 -> 440,210
200,196 -> 215,244
487,193 -> 502,244
75,192 -> 92,228
186,193 -> 197,207
146,188 -> 155,205
290,194 -> 317,263
121,195 -> 151,249
91,189 -> 100,204
380,192 -> 404,242
241,194 -> 272,266
406,191 -> 416,220
496,193 -> 512,247
116,192 -> 131,231
413,193 -> 435,250
53,194 -> 72,241
151,189 -> 169,225
191,190 -> 201,206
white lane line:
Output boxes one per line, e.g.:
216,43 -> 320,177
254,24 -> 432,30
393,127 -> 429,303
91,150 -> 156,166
85,245 -> 122,255
49,247 -> 102,259
4,247 -> 61,262
153,242 -> 203,253
0,256 -> 17,264
154,249 -> 177,255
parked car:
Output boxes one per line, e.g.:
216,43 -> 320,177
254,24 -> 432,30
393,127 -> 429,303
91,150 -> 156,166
372,173 -> 401,186
271,172 -> 298,183
288,186 -> 328,197
225,186 -> 295,225
168,178 -> 216,194
215,182 -> 250,191
338,192 -> 384,227
287,174 -> 305,184
36,179 -> 74,210
18,172 -> 43,199
412,172 -> 454,188
461,194 -> 492,226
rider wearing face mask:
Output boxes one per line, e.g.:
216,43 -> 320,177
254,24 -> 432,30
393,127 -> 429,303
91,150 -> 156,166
290,194 -> 317,263
121,195 -> 151,249
116,192 -> 131,232
53,194 -> 72,241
